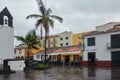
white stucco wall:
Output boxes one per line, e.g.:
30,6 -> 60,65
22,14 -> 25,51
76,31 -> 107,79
8,60 -> 25,71
34,53 -> 42,61
59,31 -> 73,47
0,25 -> 14,63
34,52 -> 50,61
83,31 -> 120,61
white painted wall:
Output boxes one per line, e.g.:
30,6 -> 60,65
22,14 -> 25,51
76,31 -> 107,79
34,52 -> 50,61
34,53 -> 42,61
8,60 -> 25,71
0,25 -> 14,63
59,31 -> 73,47
14,49 -> 25,58
84,31 -> 120,61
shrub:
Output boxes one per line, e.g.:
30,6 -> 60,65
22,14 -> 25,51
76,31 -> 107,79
35,64 -> 48,69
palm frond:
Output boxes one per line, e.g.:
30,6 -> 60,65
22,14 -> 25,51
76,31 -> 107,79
35,19 -> 43,28
48,18 -> 54,28
50,15 -> 63,23
30,29 -> 37,39
39,6 -> 46,15
25,32 -> 31,42
15,36 -> 26,43
47,8 -> 52,15
26,14 -> 42,19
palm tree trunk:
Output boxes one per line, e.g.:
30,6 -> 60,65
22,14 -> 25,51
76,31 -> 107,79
27,48 -> 30,67
44,31 -> 47,64
40,26 -> 43,39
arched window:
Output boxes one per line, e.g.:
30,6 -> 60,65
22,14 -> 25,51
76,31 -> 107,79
3,15 -> 8,26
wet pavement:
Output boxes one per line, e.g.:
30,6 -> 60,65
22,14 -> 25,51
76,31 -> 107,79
0,65 -> 120,80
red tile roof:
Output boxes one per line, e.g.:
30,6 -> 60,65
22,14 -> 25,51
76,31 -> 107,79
49,46 -> 81,53
84,28 -> 120,36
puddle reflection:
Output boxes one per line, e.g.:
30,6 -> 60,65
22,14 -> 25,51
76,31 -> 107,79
0,66 -> 120,80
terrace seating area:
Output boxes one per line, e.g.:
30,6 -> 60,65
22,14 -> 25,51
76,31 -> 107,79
45,46 -> 82,66
48,58 -> 81,66
48,60 -> 81,66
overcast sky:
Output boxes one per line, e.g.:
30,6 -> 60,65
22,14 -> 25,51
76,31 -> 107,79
1,0 -> 120,46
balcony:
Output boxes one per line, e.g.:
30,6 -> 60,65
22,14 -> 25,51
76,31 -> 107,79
107,42 -> 120,49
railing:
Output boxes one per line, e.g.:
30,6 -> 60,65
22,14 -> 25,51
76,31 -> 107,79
106,42 -> 120,49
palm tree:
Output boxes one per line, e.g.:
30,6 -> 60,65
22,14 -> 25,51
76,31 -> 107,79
15,29 -> 41,67
26,6 -> 63,64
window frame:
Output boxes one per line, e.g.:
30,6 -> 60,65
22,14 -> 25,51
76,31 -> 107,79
87,37 -> 95,46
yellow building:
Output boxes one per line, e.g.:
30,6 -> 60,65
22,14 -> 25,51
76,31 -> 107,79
24,46 -> 44,59
73,32 -> 90,46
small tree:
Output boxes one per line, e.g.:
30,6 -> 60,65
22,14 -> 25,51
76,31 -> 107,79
15,29 -> 41,67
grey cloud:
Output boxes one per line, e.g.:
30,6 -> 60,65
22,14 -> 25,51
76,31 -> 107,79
1,0 -> 120,46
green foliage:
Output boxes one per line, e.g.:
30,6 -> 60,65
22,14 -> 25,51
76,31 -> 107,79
15,29 -> 41,49
26,7 -> 63,36
15,29 -> 41,64
35,64 -> 48,69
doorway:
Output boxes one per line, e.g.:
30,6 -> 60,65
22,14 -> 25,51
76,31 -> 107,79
88,52 -> 96,64
57,54 -> 61,61
65,55 -> 70,64
111,51 -> 120,65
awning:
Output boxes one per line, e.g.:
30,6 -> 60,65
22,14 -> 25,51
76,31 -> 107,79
50,51 -> 81,55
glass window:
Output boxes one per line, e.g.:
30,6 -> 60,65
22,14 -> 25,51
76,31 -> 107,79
19,49 -> 22,54
54,44 -> 56,48
66,43 -> 69,45
60,43 -> 63,46
66,37 -> 68,39
87,37 -> 95,46
111,34 -> 120,48
54,38 -> 55,41
3,16 -> 8,26
36,55 -> 40,59
48,39 -> 50,43
60,38 -> 63,40
74,55 -> 79,61
41,55 -> 44,60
